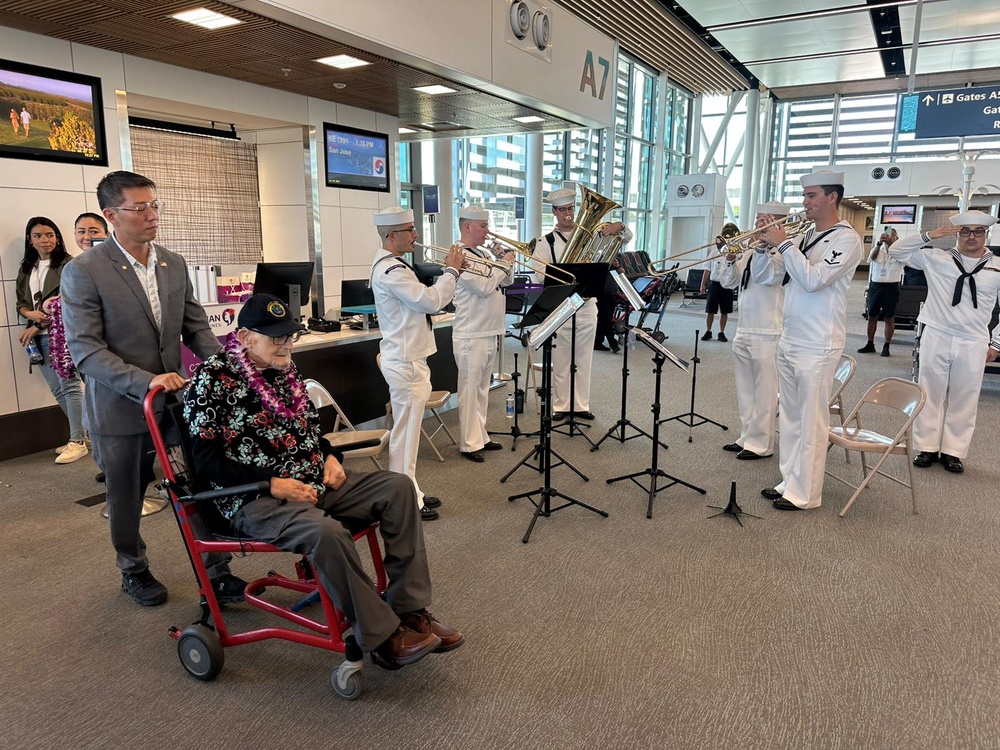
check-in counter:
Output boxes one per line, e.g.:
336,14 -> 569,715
293,314 -> 458,430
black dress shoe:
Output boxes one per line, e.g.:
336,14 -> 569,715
760,488 -> 782,500
857,342 -> 877,354
553,411 -> 569,421
461,451 -> 485,463
420,506 -> 439,521
772,498 -> 802,511
593,343 -> 610,351
940,454 -> 964,473
482,441 -> 503,451
423,496 -> 442,509
723,442 -> 742,452
913,451 -> 938,467
575,411 -> 596,420
736,449 -> 769,460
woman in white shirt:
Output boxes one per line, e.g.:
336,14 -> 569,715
15,217 -> 87,464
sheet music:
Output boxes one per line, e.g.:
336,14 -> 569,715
633,327 -> 691,373
611,269 -> 644,310
528,293 -> 585,350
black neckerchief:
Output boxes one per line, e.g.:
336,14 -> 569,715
950,251 -> 992,308
371,253 -> 432,329
781,226 -> 845,286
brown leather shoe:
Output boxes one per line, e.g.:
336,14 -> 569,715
370,625 -> 441,670
402,609 -> 465,652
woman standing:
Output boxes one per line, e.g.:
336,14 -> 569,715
15,217 -> 88,464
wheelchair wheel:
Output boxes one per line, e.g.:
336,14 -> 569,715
177,624 -> 224,681
519,331 -> 529,347
331,666 -> 363,700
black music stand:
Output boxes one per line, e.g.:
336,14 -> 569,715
607,329 -> 706,519
546,263 -> 609,448
508,295 -> 607,543
593,270 -> 663,451
659,330 -> 729,442
500,285 -> 587,483
707,481 -> 760,527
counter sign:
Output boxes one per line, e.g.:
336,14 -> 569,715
901,85 -> 1000,139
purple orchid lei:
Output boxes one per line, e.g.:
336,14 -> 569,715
224,332 -> 309,419
47,297 -> 77,380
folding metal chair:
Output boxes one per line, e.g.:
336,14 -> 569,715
303,379 -> 390,469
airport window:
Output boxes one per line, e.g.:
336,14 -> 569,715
612,53 -> 658,252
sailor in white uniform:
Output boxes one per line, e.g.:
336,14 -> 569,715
370,207 -> 464,521
758,170 -> 863,511
452,205 -> 514,462
887,211 -> 1000,474
723,201 -> 790,461
533,187 -> 632,419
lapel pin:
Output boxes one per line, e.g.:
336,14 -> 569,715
121,265 -> 128,270
160,262 -> 167,267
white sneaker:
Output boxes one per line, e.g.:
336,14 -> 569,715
54,443 -> 68,455
55,441 -> 89,464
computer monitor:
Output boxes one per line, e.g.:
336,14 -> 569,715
341,278 -> 375,308
413,262 -> 443,286
253,262 -> 314,322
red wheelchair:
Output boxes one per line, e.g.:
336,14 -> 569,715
143,387 -> 386,700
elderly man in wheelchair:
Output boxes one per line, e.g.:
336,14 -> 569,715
183,293 -> 463,670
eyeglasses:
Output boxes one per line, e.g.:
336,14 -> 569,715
389,226 -> 419,236
553,206 -> 574,213
263,330 -> 305,346
959,227 -> 987,237
114,200 -> 165,215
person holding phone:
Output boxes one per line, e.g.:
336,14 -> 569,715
858,226 -> 902,356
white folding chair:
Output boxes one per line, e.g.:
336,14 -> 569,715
303,379 -> 389,469
376,355 -> 457,462
825,377 -> 927,518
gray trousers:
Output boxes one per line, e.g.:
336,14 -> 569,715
231,470 -> 431,652
93,427 -> 232,577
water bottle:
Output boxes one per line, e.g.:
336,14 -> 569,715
506,392 -> 515,419
25,338 -> 44,365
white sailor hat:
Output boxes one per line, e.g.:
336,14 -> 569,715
949,210 -> 997,227
373,206 -> 413,226
754,200 -> 792,216
458,205 -> 490,221
800,169 -> 845,188
545,188 -> 576,207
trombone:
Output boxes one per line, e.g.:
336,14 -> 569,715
648,211 -> 813,277
484,231 -> 577,285
414,242 -> 513,278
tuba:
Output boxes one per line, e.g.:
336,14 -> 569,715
559,186 -> 624,264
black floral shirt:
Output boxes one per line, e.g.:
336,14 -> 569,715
184,351 -> 337,519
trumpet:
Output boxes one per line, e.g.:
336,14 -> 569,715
648,211 -> 813,277
483,231 -> 577,285
414,242 -> 512,278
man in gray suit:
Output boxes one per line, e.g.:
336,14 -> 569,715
61,170 -> 244,606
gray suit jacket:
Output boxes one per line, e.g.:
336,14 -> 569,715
61,237 -> 221,436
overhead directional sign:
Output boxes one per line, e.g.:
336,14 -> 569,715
899,85 -> 1000,139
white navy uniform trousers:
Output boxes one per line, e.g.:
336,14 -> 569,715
731,247 -> 785,456
533,225 -> 632,412
889,234 -> 1000,458
370,248 -> 458,505
763,222 -> 863,508
453,245 -> 512,451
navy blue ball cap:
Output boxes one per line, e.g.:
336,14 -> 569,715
237,294 -> 305,337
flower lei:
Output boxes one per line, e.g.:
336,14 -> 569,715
47,297 -> 78,380
224,332 -> 309,420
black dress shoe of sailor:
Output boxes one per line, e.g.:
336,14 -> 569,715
760,488 -> 782,500
940,454 -> 964,473
913,451 -> 938,468
575,411 -> 596,420
483,441 -> 503,451
736,449 -> 769,460
723,442 -> 742,452
553,411 -> 569,421
772,498 -> 802,511
461,451 -> 485,463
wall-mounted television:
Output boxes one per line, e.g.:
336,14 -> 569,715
0,59 -> 108,167
323,123 -> 389,192
880,204 -> 917,224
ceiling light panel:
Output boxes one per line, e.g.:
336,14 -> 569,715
315,54 -> 370,69
171,8 -> 242,29
413,85 -> 457,95
513,115 -> 544,123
